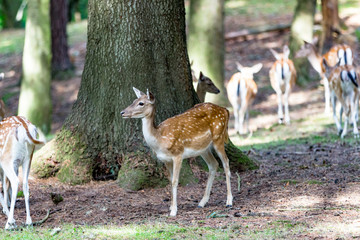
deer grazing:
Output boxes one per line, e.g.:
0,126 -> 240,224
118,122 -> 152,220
269,45 -> 297,124
121,88 -> 232,217
295,40 -> 353,113
0,116 -> 45,229
195,72 -> 220,102
226,62 -> 262,134
323,60 -> 359,138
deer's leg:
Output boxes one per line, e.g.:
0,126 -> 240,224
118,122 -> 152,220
23,147 -> 34,226
198,149 -> 219,208
2,173 -> 9,216
284,83 -> 291,124
323,77 -> 331,114
276,91 -> 284,124
351,94 -> 359,138
233,106 -> 239,133
164,161 -> 173,182
238,102 -> 247,134
331,92 -> 342,135
0,173 -> 8,216
2,163 -> 19,230
213,141 -> 233,207
169,156 -> 183,217
245,109 -> 250,133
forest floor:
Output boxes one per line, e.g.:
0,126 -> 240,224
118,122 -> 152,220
1,1 -> 360,239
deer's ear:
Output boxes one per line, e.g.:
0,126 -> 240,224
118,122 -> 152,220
283,45 -> 290,59
147,89 -> 155,104
251,63 -> 263,73
199,71 -> 204,80
270,49 -> 280,60
236,62 -> 243,72
133,87 -> 145,98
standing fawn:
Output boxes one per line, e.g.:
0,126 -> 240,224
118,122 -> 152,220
323,59 -> 359,138
0,116 -> 45,229
295,40 -> 353,113
269,45 -> 297,124
121,88 -> 232,217
196,72 -> 220,102
226,62 -> 262,134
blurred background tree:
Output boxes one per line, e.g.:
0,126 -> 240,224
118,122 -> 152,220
19,0 -> 52,134
188,0 -> 226,104
50,0 -> 73,76
320,0 -> 340,52
289,0 -> 317,84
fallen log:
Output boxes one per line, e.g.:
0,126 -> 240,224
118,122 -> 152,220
225,23 -> 291,41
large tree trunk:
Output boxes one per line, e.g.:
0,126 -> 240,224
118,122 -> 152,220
33,0 -> 256,187
289,0 -> 316,83
50,0 -> 73,76
19,0 -> 52,134
187,0 -> 226,104
0,0 -> 22,28
320,0 -> 340,52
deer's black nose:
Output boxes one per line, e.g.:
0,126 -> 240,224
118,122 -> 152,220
120,111 -> 125,116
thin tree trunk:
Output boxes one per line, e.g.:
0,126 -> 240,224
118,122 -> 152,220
19,0 -> 52,134
50,0 -> 73,76
320,0 -> 340,52
289,0 -> 316,83
188,0 -> 226,104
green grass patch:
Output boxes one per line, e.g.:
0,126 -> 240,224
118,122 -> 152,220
280,179 -> 299,185
306,180 -> 324,185
233,112 -> 359,151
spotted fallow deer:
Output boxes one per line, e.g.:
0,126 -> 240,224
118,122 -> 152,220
295,40 -> 353,113
196,72 -> 220,102
269,45 -> 297,124
226,62 -> 262,134
121,88 -> 232,217
0,116 -> 45,229
323,59 -> 359,138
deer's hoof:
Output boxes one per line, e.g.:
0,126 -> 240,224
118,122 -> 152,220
226,204 -> 232,208
278,118 -> 284,124
354,133 -> 360,139
5,221 -> 16,230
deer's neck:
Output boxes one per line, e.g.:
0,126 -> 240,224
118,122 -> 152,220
307,51 -> 324,75
141,110 -> 159,149
196,84 -> 206,102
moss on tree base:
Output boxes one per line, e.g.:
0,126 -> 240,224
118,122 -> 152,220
225,140 -> 259,171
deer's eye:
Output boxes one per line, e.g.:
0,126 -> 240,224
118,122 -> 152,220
138,102 -> 144,106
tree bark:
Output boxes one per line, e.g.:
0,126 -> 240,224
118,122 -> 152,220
289,0 -> 316,84
50,0 -> 73,76
33,0 -> 256,187
320,0 -> 340,52
0,0 -> 22,28
19,0 -> 52,134
187,0 -> 226,104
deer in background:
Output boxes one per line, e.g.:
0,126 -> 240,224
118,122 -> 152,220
323,59 -> 359,138
269,45 -> 297,124
295,40 -> 353,113
226,62 -> 262,134
195,72 -> 220,102
121,88 -> 232,217
0,73 -> 6,120
0,116 -> 45,229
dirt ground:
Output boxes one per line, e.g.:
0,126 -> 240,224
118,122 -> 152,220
1,10 -> 360,239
